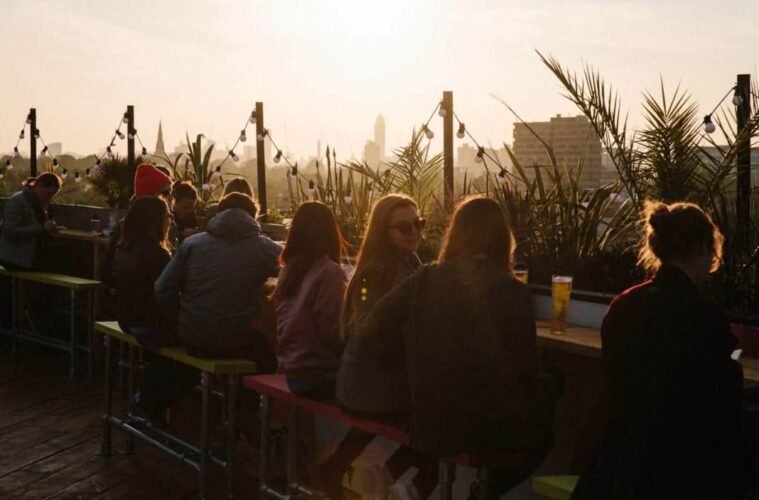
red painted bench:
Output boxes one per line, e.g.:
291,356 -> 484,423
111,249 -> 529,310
244,374 -> 526,500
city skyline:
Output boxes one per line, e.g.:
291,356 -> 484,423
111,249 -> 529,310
2,0 -> 758,164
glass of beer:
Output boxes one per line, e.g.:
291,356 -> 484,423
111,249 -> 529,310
514,268 -> 529,284
551,275 -> 573,335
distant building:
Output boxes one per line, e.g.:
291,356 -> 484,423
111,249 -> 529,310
363,140 -> 381,168
512,114 -> 602,190
155,121 -> 167,158
456,143 -> 511,176
374,114 -> 386,161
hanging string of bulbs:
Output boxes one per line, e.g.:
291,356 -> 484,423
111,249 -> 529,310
3,113 -> 32,176
703,85 -> 746,134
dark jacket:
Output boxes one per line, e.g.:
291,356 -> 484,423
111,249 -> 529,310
154,208 -> 282,356
114,243 -> 172,331
336,256 -> 420,417
362,256 -> 546,455
275,256 -> 346,376
573,265 -> 746,500
0,189 -> 50,269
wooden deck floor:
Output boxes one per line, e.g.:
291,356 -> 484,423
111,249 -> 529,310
0,347 -> 264,500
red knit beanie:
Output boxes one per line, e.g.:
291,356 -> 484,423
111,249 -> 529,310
134,163 -> 172,197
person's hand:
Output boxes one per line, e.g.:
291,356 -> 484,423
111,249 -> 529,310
43,220 -> 59,233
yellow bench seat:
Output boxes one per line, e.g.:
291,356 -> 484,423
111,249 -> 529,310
95,321 -> 258,375
0,268 -> 100,290
532,475 -> 579,500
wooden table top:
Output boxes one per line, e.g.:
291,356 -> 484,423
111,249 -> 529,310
54,228 -> 110,246
536,320 -> 759,383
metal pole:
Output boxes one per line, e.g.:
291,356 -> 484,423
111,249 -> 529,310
127,105 -> 135,170
29,108 -> 37,177
736,74 -> 752,256
443,91 -> 454,212
255,102 -> 268,220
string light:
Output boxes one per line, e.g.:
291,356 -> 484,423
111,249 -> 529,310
40,145 -> 48,156
85,168 -> 91,178
422,124 -> 435,139
732,88 -> 744,107
211,165 -> 222,180
344,194 -> 353,205
92,158 -> 102,172
229,150 -> 239,162
273,150 -> 283,163
106,146 -> 114,158
13,146 -> 20,157
457,123 -> 466,139
474,146 -> 485,163
257,129 -> 268,142
141,146 -> 148,156
61,168 -> 68,179
128,130 -> 136,140
26,114 -> 32,125
122,112 -> 129,124
308,180 -> 316,196
34,129 -> 40,139
496,167 -> 508,184
19,130 -> 24,140
249,109 -> 257,124
52,158 -> 59,169
115,130 -> 125,140
202,183 -> 210,191
703,115 -> 716,134
239,130 -> 247,142
438,100 -> 447,117
290,164 -> 298,176
74,172 -> 81,183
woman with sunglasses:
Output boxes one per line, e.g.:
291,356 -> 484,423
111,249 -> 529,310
363,196 -> 556,498
322,195 -> 436,500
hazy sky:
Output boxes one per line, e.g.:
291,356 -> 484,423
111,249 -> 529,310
2,0 -> 758,163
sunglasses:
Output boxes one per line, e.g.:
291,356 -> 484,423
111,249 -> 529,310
387,217 -> 426,235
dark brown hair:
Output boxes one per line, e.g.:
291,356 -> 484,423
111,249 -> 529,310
274,202 -> 345,300
223,178 -> 254,198
438,196 -> 515,272
24,172 -> 61,189
217,192 -> 259,219
638,200 -> 723,273
341,194 -> 417,333
172,180 -> 198,201
118,197 -> 170,250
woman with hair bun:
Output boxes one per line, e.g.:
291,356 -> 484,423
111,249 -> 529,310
573,201 -> 747,499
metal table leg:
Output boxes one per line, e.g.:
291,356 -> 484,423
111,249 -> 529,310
86,290 -> 94,378
125,344 -> 137,454
69,289 -> 76,379
287,405 -> 300,496
198,372 -> 211,500
100,335 -> 113,456
226,375 -> 239,499
439,461 -> 456,500
259,395 -> 270,499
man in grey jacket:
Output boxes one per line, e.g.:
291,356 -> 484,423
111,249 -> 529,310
155,192 -> 280,369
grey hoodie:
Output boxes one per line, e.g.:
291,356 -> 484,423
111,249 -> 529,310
155,208 -> 282,355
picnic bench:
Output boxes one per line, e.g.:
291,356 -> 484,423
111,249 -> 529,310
95,321 -> 259,500
0,268 -> 98,377
244,374 -> 530,500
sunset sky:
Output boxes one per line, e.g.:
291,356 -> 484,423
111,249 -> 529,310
2,0 -> 757,162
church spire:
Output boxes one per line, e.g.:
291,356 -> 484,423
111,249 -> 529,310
155,120 -> 166,158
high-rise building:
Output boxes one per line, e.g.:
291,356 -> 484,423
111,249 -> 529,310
363,140 -> 381,168
155,121 -> 167,158
512,115 -> 602,190
374,114 -> 385,161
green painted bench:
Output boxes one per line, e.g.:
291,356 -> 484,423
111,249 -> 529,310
96,321 -> 258,500
532,475 -> 579,499
0,268 -> 99,377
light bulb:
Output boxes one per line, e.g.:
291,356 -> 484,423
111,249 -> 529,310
106,146 -> 114,158
61,169 -> 68,179
52,158 -> 59,169
423,125 -> 434,139
75,172 -> 81,183
128,131 -> 136,140
122,113 -> 129,124
257,129 -> 268,142
344,195 -> 352,205
474,147 -> 485,163
41,146 -> 48,156
141,147 -> 148,156
249,110 -> 257,124
733,92 -> 744,107
230,151 -> 239,162
13,146 -> 20,157
34,129 -> 40,139
239,130 -> 247,142
5,159 -> 10,167
308,180 -> 316,196
0,172 -> 4,180
19,130 -> 24,140
703,115 -> 716,134
202,183 -> 210,191
116,130 -> 125,140
211,166 -> 222,180
26,115 -> 32,125
291,165 -> 298,176
273,151 -> 282,163
438,105 -> 447,117
496,168 -> 507,184
457,123 -> 466,139
85,168 -> 91,178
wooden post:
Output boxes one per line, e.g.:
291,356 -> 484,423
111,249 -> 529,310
126,105 -> 135,171
29,108 -> 37,177
255,102 -> 268,219
736,74 -> 752,255
443,91 -> 454,212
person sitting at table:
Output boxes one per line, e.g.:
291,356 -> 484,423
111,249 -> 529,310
329,194 -> 437,500
571,201 -> 747,500
0,172 -> 62,270
272,201 -> 347,400
155,192 -> 280,368
171,181 -> 199,242
364,196 -> 556,498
